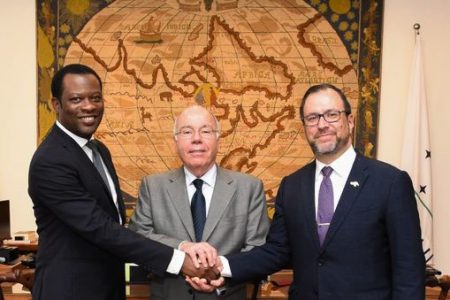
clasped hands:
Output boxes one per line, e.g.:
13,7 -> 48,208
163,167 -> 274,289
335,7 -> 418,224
180,241 -> 225,292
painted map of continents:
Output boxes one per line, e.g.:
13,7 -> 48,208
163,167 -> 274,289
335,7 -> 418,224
62,0 -> 360,217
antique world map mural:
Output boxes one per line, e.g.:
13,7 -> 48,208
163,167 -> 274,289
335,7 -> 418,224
37,0 -> 383,219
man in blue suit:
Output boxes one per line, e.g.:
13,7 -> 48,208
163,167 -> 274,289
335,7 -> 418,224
191,83 -> 425,299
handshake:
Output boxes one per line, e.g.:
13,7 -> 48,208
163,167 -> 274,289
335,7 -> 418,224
179,241 -> 226,292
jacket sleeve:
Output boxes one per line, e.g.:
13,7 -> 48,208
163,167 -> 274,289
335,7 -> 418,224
128,177 -> 184,249
386,171 -> 425,299
226,177 -> 291,283
29,149 -> 174,277
240,178 -> 270,252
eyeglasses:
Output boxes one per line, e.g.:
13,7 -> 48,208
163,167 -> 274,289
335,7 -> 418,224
175,127 -> 219,139
302,110 -> 349,126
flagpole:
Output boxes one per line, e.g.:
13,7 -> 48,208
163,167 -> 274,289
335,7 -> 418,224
414,23 -> 420,35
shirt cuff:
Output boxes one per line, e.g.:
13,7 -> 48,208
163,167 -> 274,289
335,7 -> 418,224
178,240 -> 188,250
166,249 -> 185,274
219,256 -> 232,277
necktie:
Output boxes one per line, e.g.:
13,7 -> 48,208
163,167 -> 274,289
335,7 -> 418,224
191,179 -> 206,242
86,140 -> 111,194
317,166 -> 334,245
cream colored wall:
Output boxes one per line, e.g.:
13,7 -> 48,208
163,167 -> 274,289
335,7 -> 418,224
380,0 -> 450,273
1,0 -> 450,272
0,1 -> 37,231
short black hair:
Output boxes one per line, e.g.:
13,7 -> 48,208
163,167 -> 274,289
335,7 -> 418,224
51,64 -> 102,102
299,83 -> 352,120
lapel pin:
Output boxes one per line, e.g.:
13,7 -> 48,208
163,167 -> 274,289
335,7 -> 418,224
350,181 -> 359,187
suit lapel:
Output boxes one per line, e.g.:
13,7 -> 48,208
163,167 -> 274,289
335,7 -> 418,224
96,143 -> 126,222
54,125 -> 98,173
202,168 -> 236,241
301,162 -> 321,250
166,168 -> 196,241
53,126 -> 122,222
320,155 -> 368,250
91,143 -> 114,198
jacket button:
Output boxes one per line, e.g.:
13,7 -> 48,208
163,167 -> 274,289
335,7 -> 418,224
188,289 -> 193,294
318,259 -> 324,266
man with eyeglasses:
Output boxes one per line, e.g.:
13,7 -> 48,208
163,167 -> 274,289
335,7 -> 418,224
194,83 -> 425,299
129,105 -> 270,300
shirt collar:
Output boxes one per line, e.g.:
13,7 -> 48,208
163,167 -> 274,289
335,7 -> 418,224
56,121 -> 92,148
184,164 -> 217,188
315,145 -> 356,179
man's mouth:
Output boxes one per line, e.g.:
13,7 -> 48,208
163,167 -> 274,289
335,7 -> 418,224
80,116 -> 95,121
79,116 -> 97,124
189,149 -> 206,154
315,132 -> 334,139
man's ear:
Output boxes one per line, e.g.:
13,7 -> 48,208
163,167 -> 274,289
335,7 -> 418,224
51,97 -> 61,114
347,113 -> 355,133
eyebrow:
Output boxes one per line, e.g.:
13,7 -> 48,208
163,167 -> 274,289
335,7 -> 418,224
178,125 -> 215,129
305,108 -> 342,115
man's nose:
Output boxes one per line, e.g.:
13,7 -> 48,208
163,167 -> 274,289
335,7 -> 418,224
81,98 -> 97,110
317,115 -> 329,128
191,130 -> 203,142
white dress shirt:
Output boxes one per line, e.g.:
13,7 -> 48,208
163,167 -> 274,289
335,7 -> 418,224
184,164 -> 217,215
314,145 -> 357,216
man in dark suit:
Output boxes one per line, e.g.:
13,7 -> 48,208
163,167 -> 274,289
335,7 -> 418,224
28,64 -> 216,300
194,83 -> 425,299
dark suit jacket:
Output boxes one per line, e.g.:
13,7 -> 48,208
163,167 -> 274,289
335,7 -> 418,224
227,154 -> 425,300
28,125 -> 174,300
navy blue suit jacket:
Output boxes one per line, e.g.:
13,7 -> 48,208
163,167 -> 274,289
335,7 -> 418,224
28,125 -> 173,300
228,154 -> 425,300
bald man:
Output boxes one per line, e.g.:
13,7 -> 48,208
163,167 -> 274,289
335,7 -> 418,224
129,105 -> 270,300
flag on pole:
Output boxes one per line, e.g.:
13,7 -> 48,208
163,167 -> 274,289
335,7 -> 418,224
400,31 -> 433,263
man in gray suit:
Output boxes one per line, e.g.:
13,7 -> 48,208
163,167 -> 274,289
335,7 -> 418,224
129,105 -> 270,300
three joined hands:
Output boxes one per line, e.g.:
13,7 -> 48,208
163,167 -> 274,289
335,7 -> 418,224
180,241 -> 226,292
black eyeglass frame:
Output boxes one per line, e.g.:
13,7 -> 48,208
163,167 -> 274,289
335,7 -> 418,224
302,109 -> 350,126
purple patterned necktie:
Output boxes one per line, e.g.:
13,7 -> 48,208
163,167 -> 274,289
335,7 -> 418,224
317,166 -> 334,245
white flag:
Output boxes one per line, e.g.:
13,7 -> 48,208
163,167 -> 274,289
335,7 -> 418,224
400,33 -> 433,263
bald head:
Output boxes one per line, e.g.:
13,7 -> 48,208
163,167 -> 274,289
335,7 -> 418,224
173,105 -> 221,177
173,105 -> 220,137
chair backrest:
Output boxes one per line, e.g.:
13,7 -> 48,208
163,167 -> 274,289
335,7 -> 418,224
0,268 -> 34,300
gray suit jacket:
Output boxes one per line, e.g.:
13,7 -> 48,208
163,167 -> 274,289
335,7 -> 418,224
129,166 -> 270,300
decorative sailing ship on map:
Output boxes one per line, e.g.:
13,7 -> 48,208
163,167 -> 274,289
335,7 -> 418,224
139,16 -> 162,43
177,0 -> 238,12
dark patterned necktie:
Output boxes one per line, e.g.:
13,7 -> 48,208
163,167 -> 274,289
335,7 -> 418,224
191,179 -> 206,242
86,140 -> 111,194
317,166 -> 334,245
